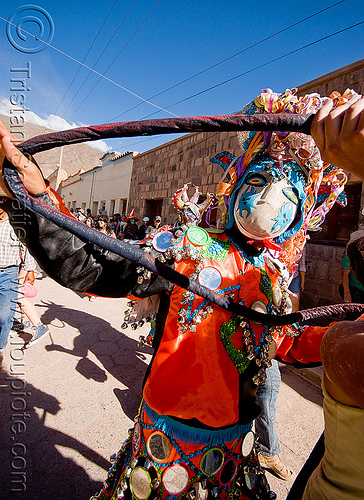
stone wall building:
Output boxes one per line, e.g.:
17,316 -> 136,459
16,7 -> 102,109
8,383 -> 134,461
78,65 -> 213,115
129,59 -> 364,310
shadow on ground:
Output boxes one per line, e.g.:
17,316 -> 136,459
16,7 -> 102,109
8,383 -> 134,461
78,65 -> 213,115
0,366 -> 108,499
39,300 -> 152,420
280,365 -> 323,407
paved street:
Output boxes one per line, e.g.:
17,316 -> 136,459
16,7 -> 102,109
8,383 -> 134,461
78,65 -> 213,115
0,274 -> 324,500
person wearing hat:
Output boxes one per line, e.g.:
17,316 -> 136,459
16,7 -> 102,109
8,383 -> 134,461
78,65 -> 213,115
122,209 -> 139,240
0,92 -> 363,500
138,216 -> 149,240
146,215 -> 162,238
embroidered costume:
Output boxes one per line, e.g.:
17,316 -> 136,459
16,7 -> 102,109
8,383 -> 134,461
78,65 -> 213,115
2,88 -> 358,500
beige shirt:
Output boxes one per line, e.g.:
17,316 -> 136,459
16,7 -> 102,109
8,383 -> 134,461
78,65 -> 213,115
303,381 -> 364,500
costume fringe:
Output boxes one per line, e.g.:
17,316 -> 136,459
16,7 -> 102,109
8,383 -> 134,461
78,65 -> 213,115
143,402 -> 252,446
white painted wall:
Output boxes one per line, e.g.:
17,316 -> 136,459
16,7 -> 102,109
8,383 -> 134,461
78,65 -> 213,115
59,152 -> 137,216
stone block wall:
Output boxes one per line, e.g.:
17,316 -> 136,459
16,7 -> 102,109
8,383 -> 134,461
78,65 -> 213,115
297,59 -> 364,97
129,131 -> 241,223
301,243 -> 345,309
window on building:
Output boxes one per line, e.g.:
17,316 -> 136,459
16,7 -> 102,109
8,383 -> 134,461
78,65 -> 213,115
100,200 -> 106,211
110,199 -> 115,215
119,198 -> 127,215
92,201 -> 98,216
309,182 -> 362,243
81,202 -> 86,211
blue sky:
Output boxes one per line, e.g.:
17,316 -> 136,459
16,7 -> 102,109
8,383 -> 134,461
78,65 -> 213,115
0,0 -> 363,154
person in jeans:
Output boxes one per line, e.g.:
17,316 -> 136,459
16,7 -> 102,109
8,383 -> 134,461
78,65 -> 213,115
0,208 -> 38,366
256,360 -> 293,480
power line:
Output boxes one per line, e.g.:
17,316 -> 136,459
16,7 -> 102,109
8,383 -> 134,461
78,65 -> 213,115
0,14 -> 178,117
62,0 -> 139,116
107,0 -> 346,122
140,19 -> 364,120
67,0 -> 162,121
54,0 -> 120,115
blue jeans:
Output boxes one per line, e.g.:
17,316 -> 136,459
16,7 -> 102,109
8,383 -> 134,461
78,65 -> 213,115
255,359 -> 281,456
0,266 -> 19,352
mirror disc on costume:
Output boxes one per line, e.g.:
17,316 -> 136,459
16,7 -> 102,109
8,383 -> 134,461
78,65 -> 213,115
198,267 -> 222,290
285,295 -> 293,314
250,300 -> 267,325
241,431 -> 255,457
200,448 -> 224,476
268,341 -> 277,359
132,423 -> 141,455
264,256 -> 277,274
187,227 -> 210,246
146,432 -> 172,462
191,482 -> 208,500
152,231 -> 174,253
219,459 -> 238,485
130,467 -> 152,500
272,286 -> 282,307
244,472 -> 257,491
162,464 -> 189,494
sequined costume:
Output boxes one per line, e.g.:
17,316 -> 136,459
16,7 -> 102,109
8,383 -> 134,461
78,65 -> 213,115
2,88 -> 358,500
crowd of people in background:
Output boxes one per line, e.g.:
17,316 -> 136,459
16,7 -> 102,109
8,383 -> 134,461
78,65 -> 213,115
70,206 -> 163,241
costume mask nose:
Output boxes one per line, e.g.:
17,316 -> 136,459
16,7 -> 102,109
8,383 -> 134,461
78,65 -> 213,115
233,172 -> 298,240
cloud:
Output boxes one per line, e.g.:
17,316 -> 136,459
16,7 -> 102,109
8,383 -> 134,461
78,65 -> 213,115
0,98 -> 109,153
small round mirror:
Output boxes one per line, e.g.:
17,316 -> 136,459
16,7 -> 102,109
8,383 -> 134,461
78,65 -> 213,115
272,285 -> 282,307
198,267 -> 222,290
200,448 -> 224,476
187,226 -> 210,246
147,432 -> 172,462
245,472 -> 257,491
250,300 -> 267,325
241,430 -> 255,457
132,423 -> 141,455
219,458 -> 238,485
152,231 -> 174,252
285,295 -> 293,314
130,467 -> 151,500
162,464 -> 189,494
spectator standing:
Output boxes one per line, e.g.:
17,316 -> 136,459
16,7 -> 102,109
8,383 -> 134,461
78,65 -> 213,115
123,209 -> 139,240
146,215 -> 162,238
0,208 -> 37,365
17,248 -> 49,344
95,218 -> 116,238
117,214 -> 127,239
138,217 -> 149,240
111,213 -> 121,235
340,230 -> 364,320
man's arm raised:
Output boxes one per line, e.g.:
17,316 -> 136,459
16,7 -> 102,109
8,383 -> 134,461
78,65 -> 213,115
0,120 -> 46,197
311,95 -> 364,180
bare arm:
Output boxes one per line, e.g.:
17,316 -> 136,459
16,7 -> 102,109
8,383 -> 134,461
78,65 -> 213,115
0,120 -> 46,196
321,320 -> 364,409
311,96 -> 364,179
341,267 -> 352,302
299,270 -> 305,292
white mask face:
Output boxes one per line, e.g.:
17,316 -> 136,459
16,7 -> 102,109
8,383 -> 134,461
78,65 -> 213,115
233,170 -> 299,240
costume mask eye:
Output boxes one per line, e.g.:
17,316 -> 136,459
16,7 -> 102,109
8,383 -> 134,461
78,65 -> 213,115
283,188 -> 298,205
245,174 -> 266,187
